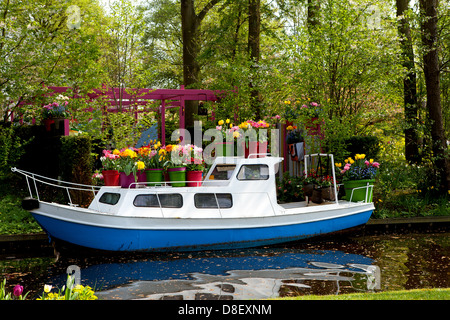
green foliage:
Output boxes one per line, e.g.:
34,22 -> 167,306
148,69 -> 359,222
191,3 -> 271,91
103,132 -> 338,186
59,135 -> 94,206
373,160 -> 449,219
344,136 -> 381,160
279,288 -> 450,300
276,173 -> 305,203
0,125 -> 30,179
0,193 -> 42,235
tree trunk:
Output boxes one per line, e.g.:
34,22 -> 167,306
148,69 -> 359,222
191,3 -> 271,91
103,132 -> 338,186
248,0 -> 261,119
419,0 -> 450,193
180,0 -> 220,129
181,0 -> 200,129
307,0 -> 320,29
396,0 -> 420,163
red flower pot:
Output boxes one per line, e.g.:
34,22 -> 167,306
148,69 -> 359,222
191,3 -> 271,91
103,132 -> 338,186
102,170 -> 120,186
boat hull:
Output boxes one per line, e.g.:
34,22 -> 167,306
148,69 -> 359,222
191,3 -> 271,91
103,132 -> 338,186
30,202 -> 374,252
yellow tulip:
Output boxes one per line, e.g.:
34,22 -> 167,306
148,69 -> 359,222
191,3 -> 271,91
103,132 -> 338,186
136,161 -> 145,171
218,120 -> 224,126
226,119 -> 230,124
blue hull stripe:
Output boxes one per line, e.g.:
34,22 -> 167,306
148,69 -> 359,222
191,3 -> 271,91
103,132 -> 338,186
32,210 -> 373,252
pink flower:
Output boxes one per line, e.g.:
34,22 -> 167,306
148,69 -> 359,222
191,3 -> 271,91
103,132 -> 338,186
365,160 -> 370,166
372,162 -> 380,168
13,285 -> 23,297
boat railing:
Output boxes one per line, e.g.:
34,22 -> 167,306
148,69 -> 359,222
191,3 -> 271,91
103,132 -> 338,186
348,183 -> 374,203
11,167 -> 101,206
304,154 -> 339,205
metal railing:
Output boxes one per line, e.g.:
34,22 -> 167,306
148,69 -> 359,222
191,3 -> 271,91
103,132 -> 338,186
348,183 -> 374,203
11,167 -> 101,206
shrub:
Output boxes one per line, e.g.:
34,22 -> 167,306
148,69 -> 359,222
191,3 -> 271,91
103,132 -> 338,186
277,173 -> 305,203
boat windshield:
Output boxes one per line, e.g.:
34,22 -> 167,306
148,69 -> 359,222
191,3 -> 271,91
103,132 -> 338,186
208,164 -> 236,180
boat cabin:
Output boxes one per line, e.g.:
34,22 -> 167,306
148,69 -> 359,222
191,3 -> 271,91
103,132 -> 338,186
88,156 -> 284,219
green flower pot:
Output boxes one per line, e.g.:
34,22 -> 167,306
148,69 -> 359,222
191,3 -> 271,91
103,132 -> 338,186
167,166 -> 186,187
343,179 -> 374,202
145,168 -> 164,186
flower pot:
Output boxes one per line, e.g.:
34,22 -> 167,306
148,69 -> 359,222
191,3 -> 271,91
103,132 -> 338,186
102,170 -> 120,186
311,186 -> 323,204
343,179 -> 374,202
186,170 -> 203,187
167,166 -> 186,187
119,172 -> 135,188
43,119 -> 54,132
258,141 -> 268,157
241,141 -> 267,158
145,168 -> 164,186
321,186 -> 336,201
303,184 -> 314,197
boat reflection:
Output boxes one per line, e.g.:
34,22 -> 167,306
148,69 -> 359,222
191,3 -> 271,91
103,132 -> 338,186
49,248 -> 380,300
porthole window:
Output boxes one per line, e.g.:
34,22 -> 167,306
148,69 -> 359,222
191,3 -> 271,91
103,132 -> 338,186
99,193 -> 121,205
236,164 -> 269,180
134,194 -> 183,208
194,193 -> 233,209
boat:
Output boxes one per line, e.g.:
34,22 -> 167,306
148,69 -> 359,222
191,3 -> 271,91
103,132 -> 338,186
14,153 -> 374,252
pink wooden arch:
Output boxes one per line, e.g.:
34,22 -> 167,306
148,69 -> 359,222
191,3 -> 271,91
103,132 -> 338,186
45,85 -> 219,145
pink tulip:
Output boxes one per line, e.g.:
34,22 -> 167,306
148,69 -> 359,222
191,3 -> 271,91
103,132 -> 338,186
13,285 -> 23,297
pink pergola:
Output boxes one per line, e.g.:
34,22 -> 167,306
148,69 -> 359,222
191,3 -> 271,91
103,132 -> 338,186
46,85 -> 219,145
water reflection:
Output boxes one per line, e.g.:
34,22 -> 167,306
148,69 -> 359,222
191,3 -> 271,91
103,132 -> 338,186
46,248 -> 379,300
1,232 -> 448,299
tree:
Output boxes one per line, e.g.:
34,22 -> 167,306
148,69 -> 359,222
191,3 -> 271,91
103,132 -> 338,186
180,0 -> 221,128
419,0 -> 450,193
0,0 -> 109,123
396,0 -> 420,163
247,0 -> 261,119
101,0 -> 148,109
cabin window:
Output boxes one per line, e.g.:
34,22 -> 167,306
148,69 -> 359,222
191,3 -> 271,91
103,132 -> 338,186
99,193 -> 121,205
208,164 -> 236,180
236,164 -> 269,180
194,193 -> 233,209
133,194 -> 183,208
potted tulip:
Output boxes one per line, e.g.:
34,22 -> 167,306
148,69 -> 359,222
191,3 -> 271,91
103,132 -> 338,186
336,154 -> 379,202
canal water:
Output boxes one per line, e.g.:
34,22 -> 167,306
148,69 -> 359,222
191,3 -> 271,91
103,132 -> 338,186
0,230 -> 448,300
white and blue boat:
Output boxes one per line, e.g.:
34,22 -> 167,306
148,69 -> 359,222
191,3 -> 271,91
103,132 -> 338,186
14,153 -> 374,252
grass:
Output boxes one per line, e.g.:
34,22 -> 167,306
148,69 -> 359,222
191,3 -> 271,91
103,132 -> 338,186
0,176 -> 42,235
277,288 -> 450,300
